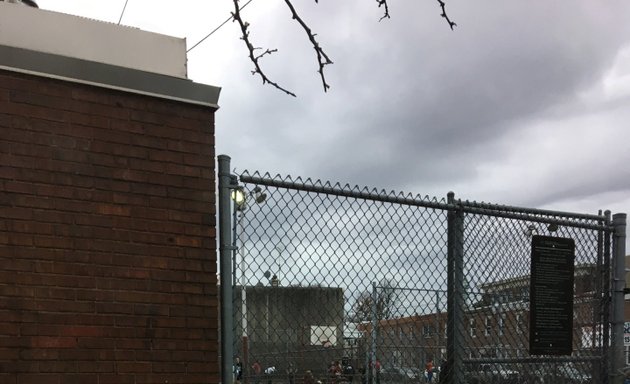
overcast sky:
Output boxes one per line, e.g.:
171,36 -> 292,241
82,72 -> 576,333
36,0 -> 630,246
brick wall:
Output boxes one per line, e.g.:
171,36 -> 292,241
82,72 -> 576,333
0,69 -> 218,383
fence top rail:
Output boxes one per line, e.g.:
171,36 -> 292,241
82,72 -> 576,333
458,199 -> 607,222
239,171 -> 612,230
239,172 -> 450,211
461,206 -> 611,231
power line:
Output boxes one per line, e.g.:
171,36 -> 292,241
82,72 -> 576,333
187,0 -> 255,53
118,0 -> 129,25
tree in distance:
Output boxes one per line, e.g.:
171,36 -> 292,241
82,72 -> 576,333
351,278 -> 401,322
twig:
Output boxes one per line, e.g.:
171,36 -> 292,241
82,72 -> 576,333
436,0 -> 457,30
375,0 -> 390,21
232,0 -> 297,97
188,0 -> 254,53
282,0 -> 333,92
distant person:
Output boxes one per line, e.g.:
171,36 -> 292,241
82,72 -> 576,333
252,360 -> 262,384
425,359 -> 434,383
359,367 -> 366,384
303,370 -> 316,384
286,362 -> 297,384
374,359 -> 381,384
343,360 -> 355,383
234,357 -> 243,384
335,361 -> 343,379
264,365 -> 276,384
329,361 -> 338,384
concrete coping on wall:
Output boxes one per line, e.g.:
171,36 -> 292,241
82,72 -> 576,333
0,44 -> 221,109
0,3 -> 220,108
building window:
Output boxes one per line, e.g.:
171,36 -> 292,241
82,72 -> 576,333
423,325 -> 432,338
485,316 -> 492,336
516,313 -> 524,334
469,318 -> 476,338
499,314 -> 506,337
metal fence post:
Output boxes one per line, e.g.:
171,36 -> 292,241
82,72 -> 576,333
371,282 -> 378,384
611,213 -> 627,384
603,210 -> 612,384
594,210 -> 604,383
218,155 -> 235,384
447,192 -> 464,384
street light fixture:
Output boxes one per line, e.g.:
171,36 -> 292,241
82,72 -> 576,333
232,188 -> 246,207
231,185 -> 266,383
232,186 -> 267,210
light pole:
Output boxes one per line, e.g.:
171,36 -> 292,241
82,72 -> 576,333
232,186 -> 267,384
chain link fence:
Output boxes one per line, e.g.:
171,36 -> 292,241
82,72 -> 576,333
217,156 -> 625,384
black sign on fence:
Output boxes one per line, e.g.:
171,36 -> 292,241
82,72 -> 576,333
529,235 -> 575,355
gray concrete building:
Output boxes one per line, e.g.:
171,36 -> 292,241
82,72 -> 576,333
233,285 -> 345,381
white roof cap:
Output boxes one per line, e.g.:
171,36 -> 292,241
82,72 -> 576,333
0,2 -> 187,78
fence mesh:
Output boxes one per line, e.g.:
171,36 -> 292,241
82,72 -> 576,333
226,171 -> 611,384
459,213 -> 607,384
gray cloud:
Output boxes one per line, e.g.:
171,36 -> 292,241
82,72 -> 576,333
37,0 -> 630,239
213,1 -> 630,224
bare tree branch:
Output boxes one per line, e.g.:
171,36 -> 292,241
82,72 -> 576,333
436,0 -> 457,30
375,0 -> 390,21
232,0 -> 297,97
230,0 -> 455,96
282,0 -> 333,92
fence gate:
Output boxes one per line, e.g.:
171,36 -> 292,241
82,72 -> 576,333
217,155 -> 626,384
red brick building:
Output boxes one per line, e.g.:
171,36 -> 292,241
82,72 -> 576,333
0,4 -> 220,383
358,263 -> 611,370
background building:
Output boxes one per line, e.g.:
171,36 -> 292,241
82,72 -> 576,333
359,263 -> 608,377
233,285 -> 345,380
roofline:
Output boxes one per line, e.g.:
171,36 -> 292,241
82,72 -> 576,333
0,45 -> 220,109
